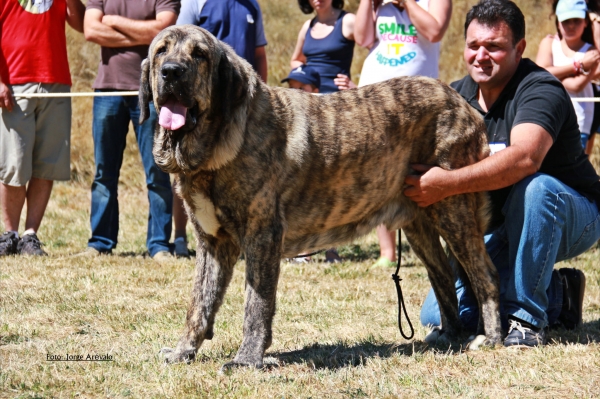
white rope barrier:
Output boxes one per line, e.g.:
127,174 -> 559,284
571,98 -> 600,102
8,92 -> 600,102
12,91 -> 139,98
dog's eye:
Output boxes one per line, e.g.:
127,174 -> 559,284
155,46 -> 167,56
192,48 -> 205,61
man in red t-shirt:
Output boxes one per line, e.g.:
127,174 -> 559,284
0,0 -> 85,256
78,0 -> 179,262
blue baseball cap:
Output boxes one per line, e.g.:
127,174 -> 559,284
281,65 -> 321,89
556,0 -> 587,22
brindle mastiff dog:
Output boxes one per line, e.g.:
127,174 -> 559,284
140,25 -> 502,370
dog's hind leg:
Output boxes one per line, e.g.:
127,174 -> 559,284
432,195 -> 502,349
403,214 -> 462,345
161,236 -> 240,364
221,219 -> 284,371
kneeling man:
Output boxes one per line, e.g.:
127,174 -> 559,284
405,0 -> 600,347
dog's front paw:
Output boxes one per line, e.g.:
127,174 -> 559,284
424,326 -> 452,346
160,347 -> 197,364
465,334 -> 501,351
219,359 -> 264,374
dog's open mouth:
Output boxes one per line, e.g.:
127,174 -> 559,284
159,97 -> 188,130
158,94 -> 198,131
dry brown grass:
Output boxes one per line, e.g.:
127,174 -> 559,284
1,207 -> 599,397
1,1 -> 600,397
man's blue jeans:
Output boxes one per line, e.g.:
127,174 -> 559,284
88,94 -> 172,257
420,173 -> 600,330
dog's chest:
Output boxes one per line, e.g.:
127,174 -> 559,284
190,192 -> 221,236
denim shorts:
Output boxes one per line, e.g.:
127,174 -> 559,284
0,83 -> 71,186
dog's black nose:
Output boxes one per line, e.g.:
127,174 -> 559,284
161,62 -> 186,81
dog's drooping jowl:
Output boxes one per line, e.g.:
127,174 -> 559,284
140,25 -> 502,370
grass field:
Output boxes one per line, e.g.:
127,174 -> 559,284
2,0 -> 600,397
1,215 -> 599,397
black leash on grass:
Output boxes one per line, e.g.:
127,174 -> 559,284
392,229 -> 414,340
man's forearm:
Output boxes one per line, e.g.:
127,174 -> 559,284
102,12 -> 177,45
443,146 -> 539,196
102,16 -> 164,45
84,18 -> 140,47
403,148 -> 537,207
404,123 -> 554,207
440,122 -> 554,198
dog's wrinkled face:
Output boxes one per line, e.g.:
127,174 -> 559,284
140,25 -> 250,174
148,27 -> 216,131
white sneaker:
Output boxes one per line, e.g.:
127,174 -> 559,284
72,247 -> 102,258
153,251 -> 174,264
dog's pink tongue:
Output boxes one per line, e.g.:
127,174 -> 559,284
159,100 -> 187,130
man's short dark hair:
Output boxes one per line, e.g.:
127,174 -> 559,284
464,0 -> 525,45
298,0 -> 344,14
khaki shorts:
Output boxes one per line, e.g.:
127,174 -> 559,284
0,83 -> 71,186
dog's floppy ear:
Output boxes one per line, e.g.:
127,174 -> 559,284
139,58 -> 152,124
213,49 -> 248,119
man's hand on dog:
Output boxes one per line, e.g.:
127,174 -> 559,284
0,82 -> 14,112
404,164 -> 454,207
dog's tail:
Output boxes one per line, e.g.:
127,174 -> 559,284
444,191 -> 491,297
470,108 -> 492,239
475,191 -> 492,239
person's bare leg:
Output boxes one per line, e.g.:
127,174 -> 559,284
376,224 -> 396,262
1,183 -> 26,232
23,177 -> 53,233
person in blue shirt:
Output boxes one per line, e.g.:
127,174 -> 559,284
177,0 -> 268,82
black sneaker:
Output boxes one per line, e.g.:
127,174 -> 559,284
17,233 -> 47,256
0,231 -> 19,256
556,268 -> 586,330
503,318 -> 547,348
325,248 -> 342,263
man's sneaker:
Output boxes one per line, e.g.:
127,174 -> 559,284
0,232 -> 19,256
72,247 -> 102,258
174,237 -> 190,258
17,233 -> 47,256
556,268 -> 586,330
153,250 -> 174,264
504,318 -> 546,348
325,248 -> 342,263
